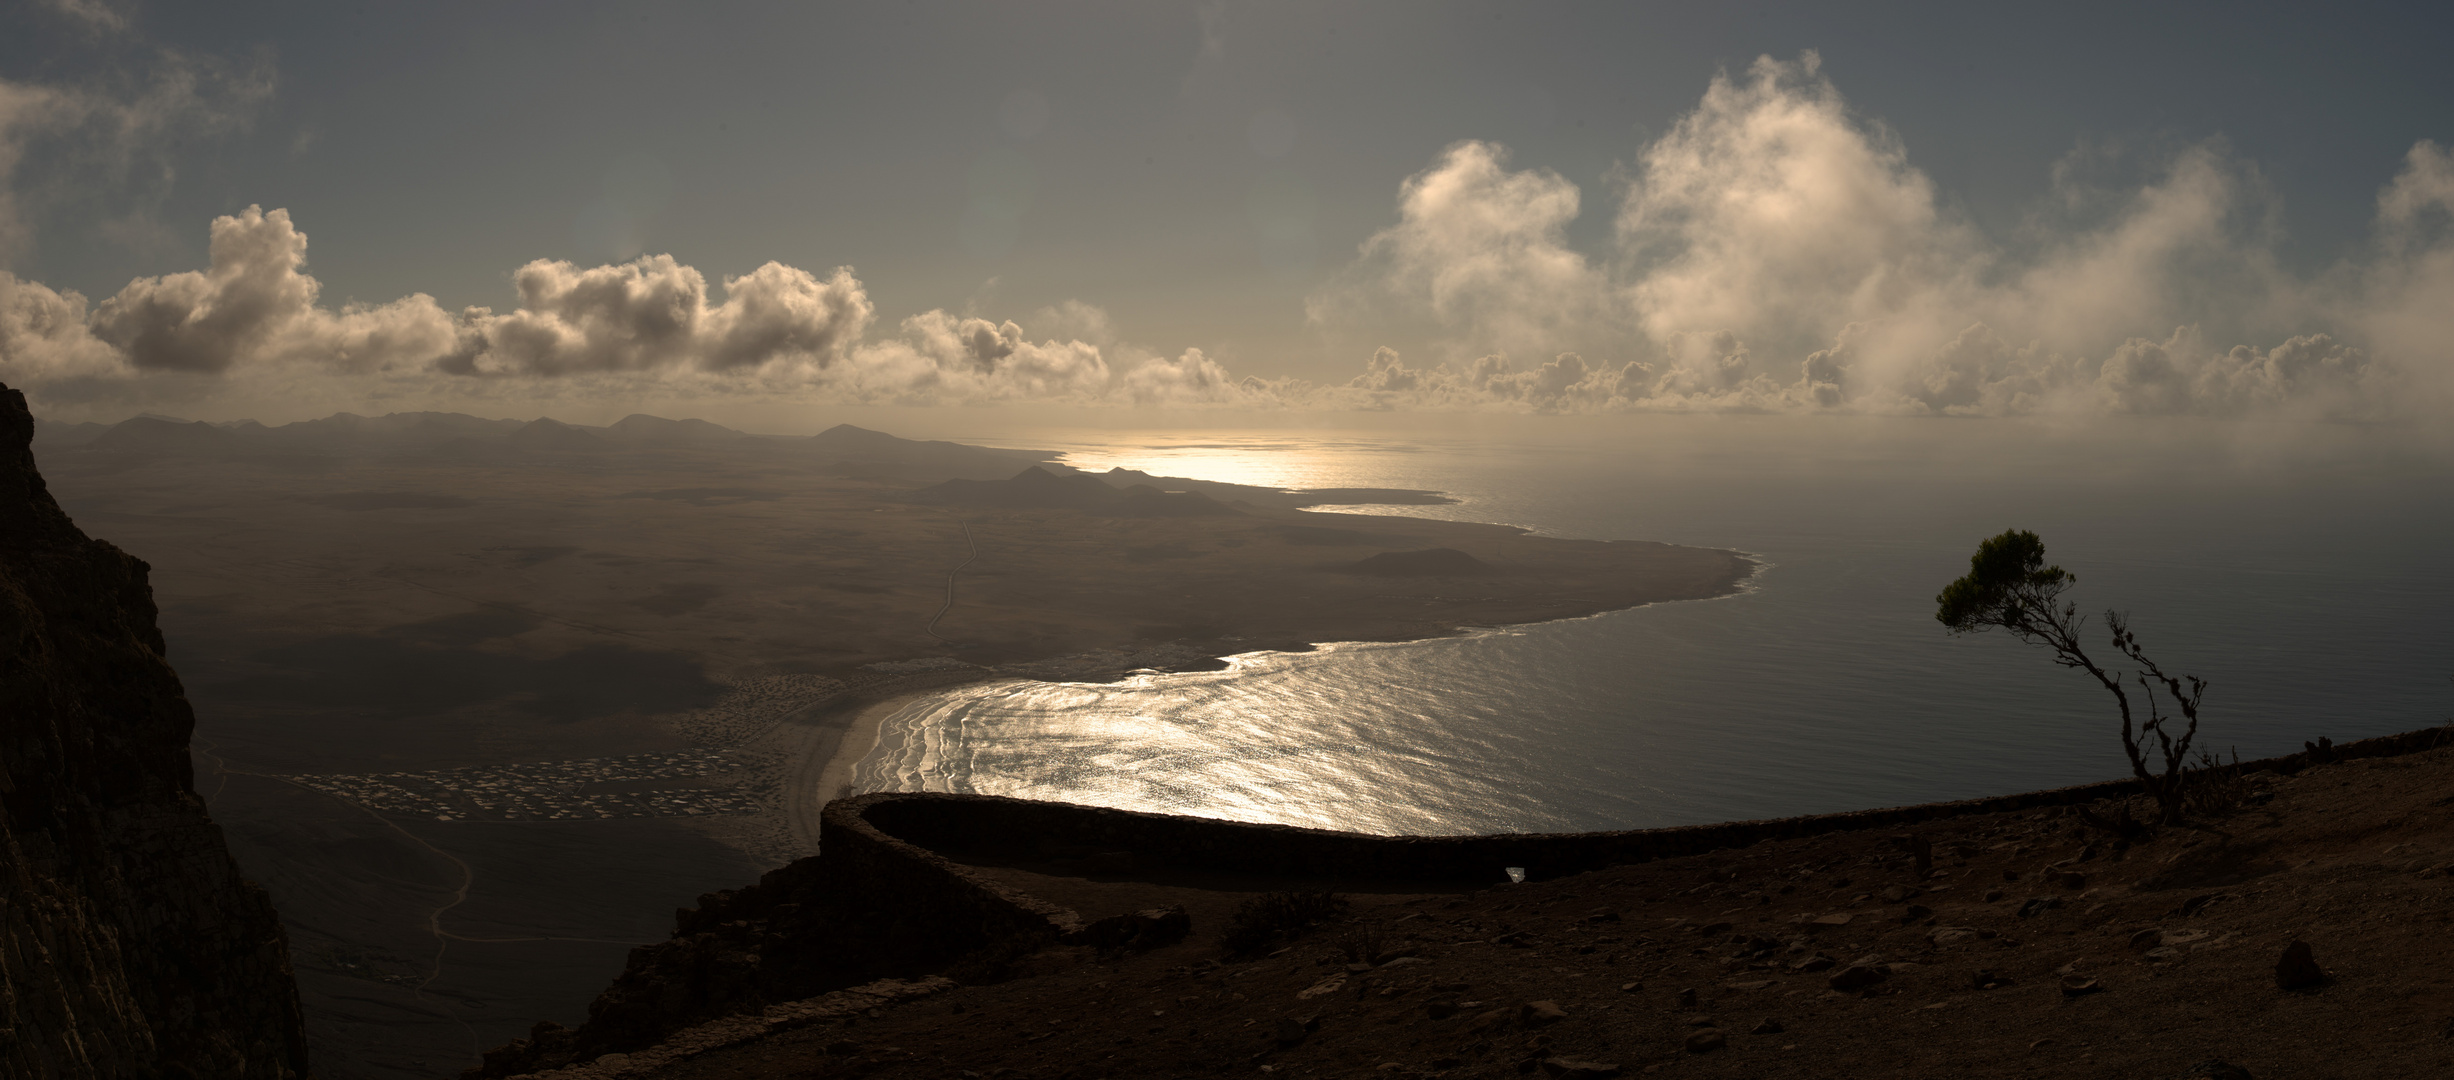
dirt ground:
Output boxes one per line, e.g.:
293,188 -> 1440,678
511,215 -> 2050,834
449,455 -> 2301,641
604,745 -> 2454,1080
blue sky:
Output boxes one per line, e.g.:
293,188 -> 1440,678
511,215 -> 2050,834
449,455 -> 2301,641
2,1 -> 2449,421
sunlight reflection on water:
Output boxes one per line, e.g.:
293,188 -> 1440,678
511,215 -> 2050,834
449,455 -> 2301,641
842,416 -> 2454,836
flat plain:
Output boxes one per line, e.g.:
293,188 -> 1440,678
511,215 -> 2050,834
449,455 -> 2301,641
33,414 -> 1752,1080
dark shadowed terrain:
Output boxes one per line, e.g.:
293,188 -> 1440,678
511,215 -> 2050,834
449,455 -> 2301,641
32,412 -> 1750,1080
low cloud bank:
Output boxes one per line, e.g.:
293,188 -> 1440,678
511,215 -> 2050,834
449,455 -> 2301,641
1307,55 -> 2451,418
4,53 -> 2451,419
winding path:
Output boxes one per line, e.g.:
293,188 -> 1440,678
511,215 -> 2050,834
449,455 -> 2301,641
924,518 -> 978,643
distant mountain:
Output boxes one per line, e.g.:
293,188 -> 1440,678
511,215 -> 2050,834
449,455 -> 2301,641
913,466 -> 1243,517
88,416 -> 236,453
506,417 -> 609,452
606,413 -> 748,446
807,423 -> 1057,482
29,418 -> 110,449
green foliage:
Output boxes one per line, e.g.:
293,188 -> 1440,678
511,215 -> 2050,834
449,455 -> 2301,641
1219,891 -> 1348,959
1934,528 -> 2072,634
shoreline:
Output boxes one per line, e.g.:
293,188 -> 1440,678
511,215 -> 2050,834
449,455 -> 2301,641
813,692 -> 916,804
776,670 -> 1003,853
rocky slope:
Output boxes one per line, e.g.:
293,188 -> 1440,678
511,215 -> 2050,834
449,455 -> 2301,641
489,729 -> 2454,1080
1,383 -> 313,1079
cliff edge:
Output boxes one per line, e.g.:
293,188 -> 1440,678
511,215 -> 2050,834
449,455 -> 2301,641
1,383 -> 312,1079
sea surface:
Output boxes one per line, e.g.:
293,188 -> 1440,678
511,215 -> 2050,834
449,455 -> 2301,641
845,413 -> 2454,836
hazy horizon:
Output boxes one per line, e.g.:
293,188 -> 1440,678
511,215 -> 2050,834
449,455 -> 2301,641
5,3 -> 2452,426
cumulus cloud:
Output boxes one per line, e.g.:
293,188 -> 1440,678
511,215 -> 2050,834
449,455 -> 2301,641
1119,347 -> 1270,406
5,55 -> 2450,421
0,204 -> 1137,410
1308,52 -> 2448,418
1310,141 -> 1610,360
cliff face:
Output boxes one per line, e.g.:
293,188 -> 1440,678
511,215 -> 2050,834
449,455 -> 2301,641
1,384 -> 312,1079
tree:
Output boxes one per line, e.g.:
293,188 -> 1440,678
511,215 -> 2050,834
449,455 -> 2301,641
1936,529 -> 2207,825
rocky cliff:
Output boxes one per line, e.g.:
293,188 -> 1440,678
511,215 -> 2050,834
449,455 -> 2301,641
1,383 -> 313,1079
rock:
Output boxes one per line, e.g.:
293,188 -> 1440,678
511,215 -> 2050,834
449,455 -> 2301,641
2016,897 -> 2063,918
1929,928 -> 1981,946
1809,913 -> 1854,926
2059,872 -> 2089,890
1069,906 -> 1191,952
1585,908 -> 1622,924
1827,965 -> 1889,992
1467,1008 -> 1514,1034
1749,1019 -> 1785,1035
1880,885 -> 1919,903
1902,904 -> 1935,923
1789,954 -> 1836,972
1683,1029 -> 1728,1053
1519,1001 -> 1569,1027
2275,940 -> 2325,990
1297,975 -> 1348,1000
1721,980 -> 1774,991
2059,976 -> 2104,996
1968,970 -> 2013,990
1616,981 -> 1643,993
0,383 -> 313,1079
2129,928 -> 2165,952
1695,921 -> 1734,937
1377,956 -> 1431,969
2172,1060 -> 2256,1080
1674,988 -> 1698,1009
1426,1000 -> 1460,1020
1981,888 -> 2005,903
1540,1058 -> 1623,1078
1274,1018 -> 1309,1046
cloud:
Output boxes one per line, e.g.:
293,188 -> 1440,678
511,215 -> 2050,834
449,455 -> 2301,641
0,48 -> 272,266
1119,347 -> 1270,406
0,204 -> 1129,410
41,0 -> 132,34
1310,141 -> 1609,361
1308,52 -> 2445,418
4,56 -> 2449,421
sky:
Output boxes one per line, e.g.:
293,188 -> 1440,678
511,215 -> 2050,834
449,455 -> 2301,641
1,0 -> 2450,425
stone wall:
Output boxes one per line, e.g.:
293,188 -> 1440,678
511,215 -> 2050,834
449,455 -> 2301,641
477,719 -> 2446,1078
0,383 -> 312,1079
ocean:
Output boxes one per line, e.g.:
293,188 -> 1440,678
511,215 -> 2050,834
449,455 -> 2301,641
844,412 -> 2454,836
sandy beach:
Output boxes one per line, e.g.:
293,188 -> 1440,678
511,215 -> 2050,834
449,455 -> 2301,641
780,672 -> 1002,852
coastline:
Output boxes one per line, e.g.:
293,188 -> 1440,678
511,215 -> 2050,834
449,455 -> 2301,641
777,671 -> 1004,853
814,693 -> 914,804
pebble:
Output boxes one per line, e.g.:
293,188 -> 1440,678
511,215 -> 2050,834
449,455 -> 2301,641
1683,1029 -> 1728,1053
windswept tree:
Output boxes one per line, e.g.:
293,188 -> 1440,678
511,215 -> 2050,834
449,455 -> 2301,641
1936,529 -> 2207,825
